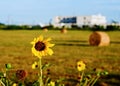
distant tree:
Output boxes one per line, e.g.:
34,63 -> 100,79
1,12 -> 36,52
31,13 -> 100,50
0,22 -> 5,25
106,25 -> 120,31
92,25 -> 105,31
71,25 -> 81,30
4,25 -> 22,30
31,25 -> 41,30
82,25 -> 91,30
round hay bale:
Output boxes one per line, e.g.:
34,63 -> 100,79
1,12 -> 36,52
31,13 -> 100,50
60,28 -> 67,33
43,28 -> 48,32
89,31 -> 110,46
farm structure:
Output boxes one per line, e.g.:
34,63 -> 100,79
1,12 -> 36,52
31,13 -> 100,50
52,14 -> 107,28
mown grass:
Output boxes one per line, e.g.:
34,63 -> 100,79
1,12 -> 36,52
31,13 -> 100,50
0,30 -> 120,86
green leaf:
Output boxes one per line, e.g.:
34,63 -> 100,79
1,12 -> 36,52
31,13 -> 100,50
42,63 -> 52,70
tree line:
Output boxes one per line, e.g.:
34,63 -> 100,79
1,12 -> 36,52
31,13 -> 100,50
0,23 -> 120,31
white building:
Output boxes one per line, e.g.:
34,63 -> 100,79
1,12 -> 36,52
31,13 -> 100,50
52,14 -> 107,28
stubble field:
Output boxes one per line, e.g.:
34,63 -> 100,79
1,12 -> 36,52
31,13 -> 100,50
0,30 -> 120,86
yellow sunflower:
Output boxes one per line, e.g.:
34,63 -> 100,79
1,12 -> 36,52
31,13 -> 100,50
31,35 -> 54,58
48,81 -> 55,86
12,83 -> 17,86
77,61 -> 86,71
32,61 -> 38,69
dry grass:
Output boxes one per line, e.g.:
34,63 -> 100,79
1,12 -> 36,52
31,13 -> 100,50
0,30 -> 120,86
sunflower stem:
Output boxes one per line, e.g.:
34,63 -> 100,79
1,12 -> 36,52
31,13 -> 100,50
39,58 -> 43,86
0,79 -> 5,86
79,71 -> 84,86
91,76 -> 100,86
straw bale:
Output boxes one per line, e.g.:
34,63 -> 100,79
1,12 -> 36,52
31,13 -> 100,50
89,31 -> 110,46
61,28 -> 67,33
43,28 -> 48,32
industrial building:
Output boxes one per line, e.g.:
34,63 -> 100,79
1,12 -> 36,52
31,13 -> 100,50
52,14 -> 107,28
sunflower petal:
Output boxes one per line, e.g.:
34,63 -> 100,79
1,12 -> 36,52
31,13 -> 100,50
46,42 -> 55,47
44,38 -> 51,42
47,48 -> 54,55
38,35 -> 43,41
31,38 -> 37,44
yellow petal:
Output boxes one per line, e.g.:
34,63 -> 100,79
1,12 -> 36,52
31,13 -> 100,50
46,42 -> 55,47
38,35 -> 43,41
12,83 -> 17,86
32,64 -> 36,69
44,37 -> 51,42
47,48 -> 54,55
41,51 -> 46,56
31,38 -> 37,44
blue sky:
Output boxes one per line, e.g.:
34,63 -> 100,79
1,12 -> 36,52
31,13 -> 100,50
0,0 -> 120,25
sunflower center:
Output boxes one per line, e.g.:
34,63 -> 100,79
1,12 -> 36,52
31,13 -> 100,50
35,41 -> 45,51
78,65 -> 81,67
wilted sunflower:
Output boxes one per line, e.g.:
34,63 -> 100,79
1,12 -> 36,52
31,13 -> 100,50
77,61 -> 86,71
31,35 -> 54,58
15,70 -> 27,80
